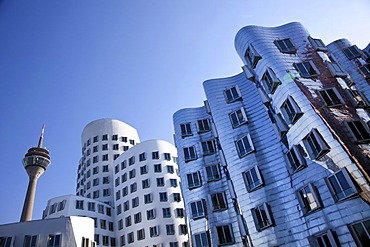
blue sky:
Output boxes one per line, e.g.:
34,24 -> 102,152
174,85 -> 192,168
0,0 -> 369,224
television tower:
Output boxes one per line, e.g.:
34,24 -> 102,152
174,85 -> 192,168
20,125 -> 51,222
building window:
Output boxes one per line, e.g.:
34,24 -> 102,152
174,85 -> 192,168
201,140 -> 216,156
194,232 -> 209,247
326,168 -> 357,202
93,190 -> 99,199
132,197 -> 139,208
183,146 -> 197,162
140,165 -> 148,175
244,166 -> 263,192
87,139 -> 91,146
166,224 -> 175,235
303,129 -> 330,160
118,219 -> 123,230
159,192 -> 168,202
173,193 -> 181,202
113,144 -> 119,150
130,183 -> 137,193
244,43 -> 261,68
308,36 -> 327,52
170,179 -> 178,187
129,156 -> 135,166
164,153 -> 171,161
359,64 -> 370,79
281,96 -> 303,124
326,61 -> 347,78
285,145 -> 306,173
129,139 -> 135,145
98,204 -> 104,214
197,119 -> 211,133
147,209 -> 156,220
102,144 -> 108,150
134,212 -> 142,224
343,45 -> 362,59
294,61 -> 319,78
187,171 -> 202,189
93,145 -> 98,153
103,176 -> 109,184
190,199 -> 206,219
179,224 -> 188,235
262,68 -> 281,94
139,152 -> 146,161
121,187 -> 127,198
102,134 -> 108,141
157,177 -> 165,187
112,134 -> 118,141
152,151 -> 159,159
216,225 -> 234,245
58,200 -> 66,211
121,173 -> 127,183
103,189 -> 111,197
154,164 -> 162,173
93,156 -> 98,163
88,202 -> 95,211
211,192 -> 228,211
125,216 -> 131,227
142,179 -> 150,189
345,89 -> 370,108
150,226 -> 159,237
123,201 -> 129,211
297,183 -> 322,215
49,203 -> 57,214
76,200 -> 84,210
274,38 -> 296,54
162,207 -> 171,218
24,235 -> 38,247
102,165 -> 109,172
318,88 -> 342,107
345,120 -> 370,143
235,134 -> 254,158
123,146 -> 129,151
229,107 -> 248,128
180,123 -> 192,137
129,169 -> 136,179
349,219 -> 370,246
170,242 -> 179,247
309,230 -> 338,247
102,154 -> 109,161
224,86 -> 241,103
144,193 -> 153,204
252,203 -> 274,231
167,165 -> 174,174
117,205 -> 122,215
176,208 -> 184,218
205,164 -> 221,182
137,229 -> 145,241
47,234 -> 62,247
127,232 -> 134,244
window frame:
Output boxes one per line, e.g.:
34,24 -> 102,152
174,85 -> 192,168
187,171 -> 202,189
345,120 -> 370,143
285,145 -> 306,173
243,166 -> 264,192
326,168 -> 357,202
297,183 -> 322,215
251,202 -> 274,231
216,224 -> 234,245
190,199 -> 207,219
318,88 -> 343,107
343,45 -> 362,60
201,140 -> 216,156
303,129 -> 331,160
294,61 -> 319,78
348,218 -> 370,247
244,43 -> 261,68
308,36 -> 327,52
262,68 -> 281,94
308,230 -> 338,247
224,86 -> 242,103
197,118 -> 211,133
193,232 -> 210,247
235,134 -> 255,158
359,64 -> 370,79
180,123 -> 193,137
205,164 -> 221,182
210,192 -> 228,212
229,107 -> 248,128
183,146 -> 197,162
274,38 -> 297,54
280,96 -> 303,125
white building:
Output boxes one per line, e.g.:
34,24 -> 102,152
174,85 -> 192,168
173,22 -> 370,246
44,119 -> 188,247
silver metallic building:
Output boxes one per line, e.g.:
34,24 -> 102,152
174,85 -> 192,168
173,22 -> 370,246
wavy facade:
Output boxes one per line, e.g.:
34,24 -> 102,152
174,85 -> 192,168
174,22 -> 370,246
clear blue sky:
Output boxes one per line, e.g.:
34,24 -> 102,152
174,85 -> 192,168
0,0 -> 369,224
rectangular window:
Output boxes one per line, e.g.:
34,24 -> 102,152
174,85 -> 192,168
137,229 -> 145,241
88,202 -> 95,211
167,165 -> 174,174
309,230 -> 338,247
294,61 -> 319,78
303,129 -> 330,160
102,154 -> 108,161
224,86 -> 241,103
176,208 -> 184,218
343,45 -> 362,59
274,38 -> 296,54
173,193 -> 181,202
197,119 -> 211,133
235,134 -> 254,158
152,151 -> 159,159
58,200 -> 66,211
112,135 -> 118,141
129,156 -> 135,166
244,44 -> 261,68
281,96 -> 303,124
359,64 -> 370,79
216,225 -> 234,245
154,164 -> 162,173
102,134 -> 108,141
24,235 -> 38,247
170,179 -> 178,187
201,140 -> 216,156
345,89 -> 370,108
103,176 -> 109,184
132,197 -> 139,208
113,144 -> 119,151
157,177 -> 165,187
144,193 -> 153,204
244,166 -> 263,192
180,123 -> 192,137
142,179 -> 150,189
164,153 -> 171,161
326,168 -> 357,201
123,146 -> 129,151
180,225 -> 188,235
140,165 -> 148,174
187,171 -> 202,189
93,156 -> 98,163
349,219 -> 370,246
229,107 -> 248,128
47,234 -> 61,247
147,209 -> 156,220
262,68 -> 281,94
129,169 -> 136,179
102,165 -> 109,172
205,164 -> 221,182
308,36 -> 327,52
134,212 -> 142,224
102,144 -> 108,150
121,160 -> 127,170
129,139 -> 135,145
93,190 -> 99,199
170,242 -> 179,247
194,232 -> 209,247
190,199 -> 206,219
98,204 -> 104,214
150,226 -> 159,237
162,207 -> 171,218
297,183 -> 322,215
252,203 -> 274,231
326,61 -> 347,78
127,232 -> 134,244
130,183 -> 137,193
318,88 -> 342,107
139,152 -> 146,161
211,192 -> 228,211
123,201 -> 129,211
103,189 -> 110,197
121,173 -> 127,183
166,224 -> 175,235
285,145 -> 306,173
76,200 -> 84,210
183,146 -> 197,162
93,146 -> 98,153
159,192 -> 168,202
345,120 -> 370,143
121,136 -> 127,142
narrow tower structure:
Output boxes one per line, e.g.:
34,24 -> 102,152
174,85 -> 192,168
20,125 -> 51,222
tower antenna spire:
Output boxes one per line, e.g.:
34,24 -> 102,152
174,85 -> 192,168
38,124 -> 45,148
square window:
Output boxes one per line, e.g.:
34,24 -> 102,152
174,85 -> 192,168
345,89 -> 370,108
201,140 -> 216,156
326,61 -> 347,78
176,208 -> 184,218
197,119 -> 211,133
285,145 -> 306,173
274,38 -> 296,54
318,88 -> 342,107
343,45 -> 362,59
113,154 -> 119,160
308,230 -> 338,247
157,177 -> 165,187
297,183 -> 322,214
170,179 -> 178,187
180,123 -> 193,137
140,165 -> 148,174
229,107 -> 248,128
152,151 -> 159,159
154,164 -> 162,173
113,144 -> 119,150
102,165 -> 109,172
76,200 -> 84,210
123,146 -> 129,151
303,129 -> 330,160
326,168 -> 357,201
244,166 -> 263,192
112,135 -> 118,141
170,242 -> 178,247
252,203 -> 274,231
102,144 -> 108,150
87,202 -> 95,211
190,199 -> 206,219
173,193 -> 181,202
47,235 -> 61,247
211,192 -> 228,211
183,146 -> 197,162
167,165 -> 174,174
187,171 -> 202,189
103,176 -> 109,184
24,235 -> 38,247
121,136 -> 127,142
262,68 -> 281,94
164,153 -> 171,161
205,164 -> 221,182
216,225 -> 234,245
129,139 -> 135,145
102,134 -> 108,141
294,61 -> 319,78
159,192 -> 168,202
144,193 -> 153,204
224,86 -> 241,103
235,134 -> 254,158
